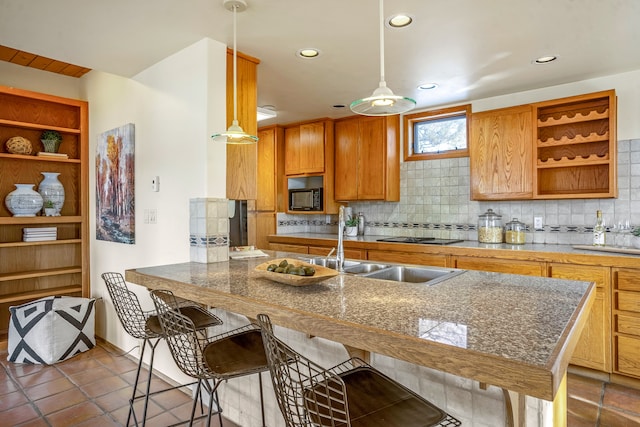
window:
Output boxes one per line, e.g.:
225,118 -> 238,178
404,104 -> 471,161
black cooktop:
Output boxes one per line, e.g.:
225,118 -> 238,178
376,237 -> 464,245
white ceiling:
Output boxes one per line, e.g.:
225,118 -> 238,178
2,0 -> 640,125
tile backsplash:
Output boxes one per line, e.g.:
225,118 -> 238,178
277,139 -> 639,246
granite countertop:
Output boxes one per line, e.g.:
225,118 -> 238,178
126,251 -> 594,401
269,232 -> 640,264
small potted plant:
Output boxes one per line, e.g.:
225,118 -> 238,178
632,226 -> 640,249
43,200 -> 57,216
345,216 -> 359,237
40,130 -> 63,153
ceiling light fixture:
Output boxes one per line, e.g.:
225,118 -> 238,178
350,0 -> 416,116
257,106 -> 277,121
533,55 -> 558,64
212,0 -> 258,144
388,14 -> 413,28
297,48 -> 320,59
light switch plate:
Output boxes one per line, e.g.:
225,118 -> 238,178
534,216 -> 543,229
152,176 -> 160,192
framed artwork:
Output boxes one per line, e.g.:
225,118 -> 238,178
96,123 -> 135,244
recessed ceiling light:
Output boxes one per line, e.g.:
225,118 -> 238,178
418,83 -> 438,90
297,48 -> 320,59
387,14 -> 413,28
533,55 -> 558,64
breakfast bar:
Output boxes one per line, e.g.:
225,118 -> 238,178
125,252 -> 595,426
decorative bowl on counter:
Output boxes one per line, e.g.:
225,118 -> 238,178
254,258 -> 338,286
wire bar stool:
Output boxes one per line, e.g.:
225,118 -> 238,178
256,313 -> 462,427
150,289 -> 271,427
101,272 -> 223,426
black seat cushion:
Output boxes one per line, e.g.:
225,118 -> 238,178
203,329 -> 269,377
146,306 -> 221,335
306,366 -> 446,427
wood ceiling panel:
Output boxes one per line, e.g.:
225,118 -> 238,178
0,44 -> 91,78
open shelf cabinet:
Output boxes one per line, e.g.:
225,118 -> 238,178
0,86 -> 89,344
533,90 -> 617,198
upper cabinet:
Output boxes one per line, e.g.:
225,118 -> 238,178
470,105 -> 533,200
334,115 -> 400,201
470,89 -> 617,201
284,120 -> 327,175
533,90 -> 617,199
226,49 -> 259,200
256,125 -> 284,212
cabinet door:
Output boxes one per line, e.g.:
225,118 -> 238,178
470,105 -> 533,200
334,118 -> 359,200
284,126 -> 301,175
549,263 -> 611,372
299,122 -> 325,174
357,117 -> 386,200
253,212 -> 275,250
257,127 -> 277,211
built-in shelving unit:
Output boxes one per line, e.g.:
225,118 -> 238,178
533,90 -> 617,198
0,86 -> 89,345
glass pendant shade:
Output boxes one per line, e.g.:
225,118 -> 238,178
350,0 -> 415,116
212,0 -> 258,144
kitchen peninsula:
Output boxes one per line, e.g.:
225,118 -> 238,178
126,251 -> 595,426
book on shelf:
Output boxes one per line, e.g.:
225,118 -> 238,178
23,232 -> 57,237
23,235 -> 57,242
37,151 -> 69,159
23,227 -> 57,233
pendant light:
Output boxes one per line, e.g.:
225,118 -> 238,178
350,0 -> 416,116
212,0 -> 258,144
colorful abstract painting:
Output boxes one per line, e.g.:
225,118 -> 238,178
96,123 -> 135,244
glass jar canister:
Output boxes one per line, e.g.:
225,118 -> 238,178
478,209 -> 503,243
504,218 -> 526,244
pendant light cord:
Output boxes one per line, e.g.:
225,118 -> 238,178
378,0 -> 385,86
232,4 -> 238,123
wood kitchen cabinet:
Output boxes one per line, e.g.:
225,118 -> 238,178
284,119 -> 327,175
453,256 -> 544,276
226,49 -> 259,200
613,268 -> 640,379
334,115 -> 400,201
367,250 -> 447,267
0,86 -> 89,345
470,104 -> 533,200
533,90 -> 617,199
548,263 -> 611,372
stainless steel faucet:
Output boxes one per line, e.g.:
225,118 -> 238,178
336,205 -> 345,272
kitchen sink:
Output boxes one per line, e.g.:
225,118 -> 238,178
343,263 -> 390,274
302,257 -> 361,269
359,265 -> 465,285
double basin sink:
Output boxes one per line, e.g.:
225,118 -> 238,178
301,257 -> 465,286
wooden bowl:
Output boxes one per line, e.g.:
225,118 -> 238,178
254,258 -> 338,286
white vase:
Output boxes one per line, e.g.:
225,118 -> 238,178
345,226 -> 358,237
632,236 -> 640,250
5,184 -> 43,217
38,172 -> 65,216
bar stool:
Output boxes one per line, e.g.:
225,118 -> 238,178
101,272 -> 223,427
150,289 -> 270,427
256,313 -> 462,427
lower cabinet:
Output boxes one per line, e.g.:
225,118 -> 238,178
549,263 -> 611,372
453,256 -> 544,276
269,243 -> 308,254
613,268 -> 640,378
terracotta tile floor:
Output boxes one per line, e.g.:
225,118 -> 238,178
2,342 -> 640,426
0,342 -> 239,427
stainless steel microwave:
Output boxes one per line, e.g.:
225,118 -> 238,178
289,188 -> 323,211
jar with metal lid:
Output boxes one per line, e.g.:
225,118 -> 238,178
504,218 -> 526,244
478,209 -> 503,243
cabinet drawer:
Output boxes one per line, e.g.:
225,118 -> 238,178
616,314 -> 640,337
308,246 -> 364,260
269,243 -> 308,254
617,291 -> 640,313
455,256 -> 543,276
617,335 -> 640,378
367,250 -> 446,267
616,268 -> 640,291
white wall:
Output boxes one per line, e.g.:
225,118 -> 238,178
82,38 -> 227,382
0,61 -> 82,98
